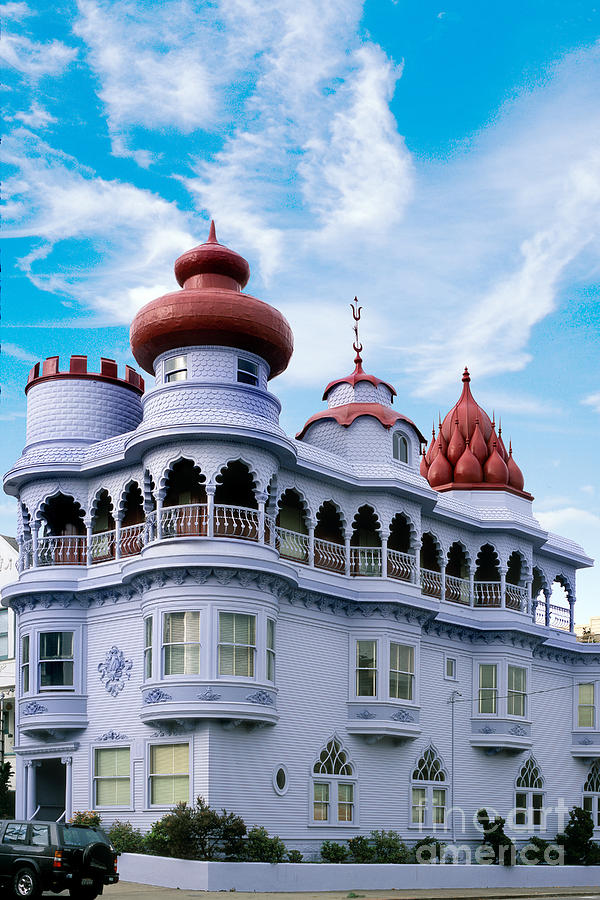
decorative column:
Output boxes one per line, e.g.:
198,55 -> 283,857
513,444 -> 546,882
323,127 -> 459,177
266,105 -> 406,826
114,512 -> 122,560
61,756 -> 73,821
440,563 -> 447,603
469,567 -> 475,607
500,567 -> 507,609
206,484 -> 215,538
84,517 -> 93,567
17,534 -> 24,573
25,760 -> 40,820
414,539 -> 422,588
569,596 -> 576,634
256,491 -> 268,545
544,587 -> 551,627
155,495 -> 164,541
31,522 -> 39,569
308,523 -> 315,568
344,535 -> 351,577
524,579 -> 532,617
381,534 -> 388,579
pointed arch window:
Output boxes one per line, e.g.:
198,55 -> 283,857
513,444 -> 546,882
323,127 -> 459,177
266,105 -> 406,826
410,746 -> 447,829
515,757 -> 544,828
311,737 -> 356,825
583,761 -> 600,829
393,432 -> 409,464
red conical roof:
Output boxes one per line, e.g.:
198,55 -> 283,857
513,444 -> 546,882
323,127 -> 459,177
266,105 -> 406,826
130,222 -> 294,378
423,368 -> 532,499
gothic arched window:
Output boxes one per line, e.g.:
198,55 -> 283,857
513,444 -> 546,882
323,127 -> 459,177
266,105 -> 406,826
411,746 -> 447,829
311,737 -> 355,825
515,756 -> 544,828
583,761 -> 600,829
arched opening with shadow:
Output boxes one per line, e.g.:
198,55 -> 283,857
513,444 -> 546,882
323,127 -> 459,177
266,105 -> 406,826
420,532 -> 442,598
532,567 -> 547,625
350,505 -> 381,576
38,494 -> 86,566
163,459 -> 207,537
214,460 -> 258,540
474,544 -> 501,607
314,501 -> 345,574
120,482 -> 145,557
387,513 -> 416,582
91,489 -> 116,563
547,576 -> 572,631
505,550 -> 527,610
276,489 -> 309,562
445,542 -> 470,605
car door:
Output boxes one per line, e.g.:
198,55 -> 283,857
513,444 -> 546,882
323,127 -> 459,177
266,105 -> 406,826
0,822 -> 29,879
28,823 -> 53,877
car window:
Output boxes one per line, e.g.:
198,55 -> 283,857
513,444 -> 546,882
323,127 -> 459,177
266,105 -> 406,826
30,825 -> 50,846
3,823 -> 28,844
61,826 -> 108,848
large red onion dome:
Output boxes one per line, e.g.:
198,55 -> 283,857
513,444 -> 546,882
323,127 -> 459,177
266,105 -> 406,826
130,222 -> 294,378
423,368 -> 533,500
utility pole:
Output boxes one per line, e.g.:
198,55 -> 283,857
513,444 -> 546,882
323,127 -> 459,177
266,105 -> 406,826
448,689 -> 462,843
0,693 -> 5,770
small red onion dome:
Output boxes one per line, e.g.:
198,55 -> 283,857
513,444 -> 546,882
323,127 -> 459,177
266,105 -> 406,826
296,403 -> 425,441
424,368 -> 532,499
130,221 -> 293,379
322,359 -> 396,401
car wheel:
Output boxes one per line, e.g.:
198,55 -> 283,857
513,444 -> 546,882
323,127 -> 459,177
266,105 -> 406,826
12,866 -> 40,899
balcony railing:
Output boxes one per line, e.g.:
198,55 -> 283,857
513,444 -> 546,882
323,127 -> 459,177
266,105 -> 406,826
18,506 -> 571,631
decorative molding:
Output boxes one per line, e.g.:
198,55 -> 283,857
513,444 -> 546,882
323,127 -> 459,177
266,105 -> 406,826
478,726 -> 496,734
197,689 -> 221,701
509,724 -> 527,736
143,688 -> 173,704
246,690 -> 275,706
356,710 -> 377,720
98,646 -> 133,697
390,709 -> 415,723
579,738 -> 594,746
98,730 -> 129,742
21,701 -> 48,716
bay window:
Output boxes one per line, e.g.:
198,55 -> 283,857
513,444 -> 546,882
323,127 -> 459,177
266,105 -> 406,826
507,665 -> 526,717
144,617 -> 153,680
266,618 -> 275,682
578,683 -> 595,728
39,631 -> 74,689
163,612 -> 200,676
21,634 -> 30,694
218,612 -> 255,677
478,664 -> 497,714
389,642 -> 414,701
356,640 -> 377,697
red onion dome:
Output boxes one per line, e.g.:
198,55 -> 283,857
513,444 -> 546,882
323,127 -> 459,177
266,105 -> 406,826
322,359 -> 396,400
424,367 -> 532,499
130,221 -> 293,379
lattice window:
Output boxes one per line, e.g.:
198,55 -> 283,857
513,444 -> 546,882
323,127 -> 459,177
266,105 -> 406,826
584,761 -> 600,793
313,738 -> 354,776
516,756 -> 544,789
412,746 -> 446,783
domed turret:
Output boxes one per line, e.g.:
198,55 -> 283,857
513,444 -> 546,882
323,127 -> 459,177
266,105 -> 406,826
424,368 -> 532,499
130,222 -> 293,378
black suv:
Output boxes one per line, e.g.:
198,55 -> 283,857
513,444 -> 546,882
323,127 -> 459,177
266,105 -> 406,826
0,820 -> 119,899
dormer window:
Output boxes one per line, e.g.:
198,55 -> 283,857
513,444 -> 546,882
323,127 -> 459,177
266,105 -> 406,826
164,355 -> 187,383
393,432 -> 409,463
237,358 -> 258,386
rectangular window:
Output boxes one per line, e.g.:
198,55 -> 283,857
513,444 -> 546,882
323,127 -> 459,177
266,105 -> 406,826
163,612 -> 200,676
218,613 -> 256,677
266,618 -> 275,682
30,825 -> 49,846
39,631 -> 74,689
3,823 -> 28,844
21,635 -> 30,694
515,791 -> 544,828
164,355 -> 187,383
507,665 -> 527,717
313,782 -> 329,821
356,640 -> 377,697
94,747 -> 131,807
578,683 -> 595,728
478,663 -> 497,714
433,788 -> 446,827
149,743 -> 189,806
389,642 -> 414,700
445,657 -> 456,679
338,783 -> 354,822
144,617 -> 153,680
532,791 -> 543,827
515,791 -> 527,826
0,609 -> 8,660
583,795 -> 600,828
411,787 -> 426,825
237,358 -> 259,386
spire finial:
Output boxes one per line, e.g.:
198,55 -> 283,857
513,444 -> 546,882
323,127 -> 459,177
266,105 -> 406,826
350,297 -> 363,366
207,220 -> 218,243
462,366 -> 470,383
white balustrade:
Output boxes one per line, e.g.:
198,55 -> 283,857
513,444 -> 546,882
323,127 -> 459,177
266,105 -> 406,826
505,583 -> 527,611
445,574 -> 471,605
90,529 -> 116,563
161,503 -> 208,538
420,568 -> 443,598
120,523 -> 145,557
314,537 -> 346,574
213,504 -> 259,541
37,535 -> 86,567
275,527 -> 309,562
473,581 -> 502,607
387,549 -> 416,583
350,546 -> 382,577
548,603 -> 570,631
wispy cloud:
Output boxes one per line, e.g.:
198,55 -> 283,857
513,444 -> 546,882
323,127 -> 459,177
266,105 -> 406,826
11,100 -> 56,128
0,27 -> 77,78
2,342 -> 38,363
583,392 -> 600,413
0,2 -> 33,21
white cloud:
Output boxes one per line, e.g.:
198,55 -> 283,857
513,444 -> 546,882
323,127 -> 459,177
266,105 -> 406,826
583,392 -> 600,413
1,2 -> 31,19
12,100 -> 56,128
2,342 -> 38,363
0,32 -> 77,78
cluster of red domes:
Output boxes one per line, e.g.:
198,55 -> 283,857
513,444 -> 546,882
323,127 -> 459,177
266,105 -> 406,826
420,368 -> 530,498
130,222 -> 294,378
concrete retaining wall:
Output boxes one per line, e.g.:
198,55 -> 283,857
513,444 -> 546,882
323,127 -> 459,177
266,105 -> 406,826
119,853 -> 600,892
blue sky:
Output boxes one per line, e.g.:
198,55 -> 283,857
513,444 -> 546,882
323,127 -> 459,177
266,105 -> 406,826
1,0 -> 599,622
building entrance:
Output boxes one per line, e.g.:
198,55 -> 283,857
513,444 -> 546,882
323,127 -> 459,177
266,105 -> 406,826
33,758 -> 66,821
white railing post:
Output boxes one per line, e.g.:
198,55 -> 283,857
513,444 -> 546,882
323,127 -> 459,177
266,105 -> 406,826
569,597 -> 576,634
544,588 -> 551,627
344,536 -> 351,576
31,523 -> 39,568
206,485 -> 215,538
257,492 -> 267,545
84,518 -> 93,566
156,497 -> 163,541
500,568 -> 507,609
414,539 -> 422,587
308,523 -> 315,568
469,568 -> 475,607
381,535 -> 388,579
115,514 -> 122,560
440,563 -> 446,603
524,579 -> 532,616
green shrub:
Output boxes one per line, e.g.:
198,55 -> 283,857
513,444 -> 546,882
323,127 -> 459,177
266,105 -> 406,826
414,836 -> 445,864
557,806 -> 595,865
108,820 -> 145,854
69,810 -> 102,827
348,834 -> 375,863
143,797 -> 246,860
143,819 -> 171,857
520,835 -> 550,865
476,809 -> 515,866
286,849 -> 304,863
245,826 -> 287,863
320,840 -> 348,863
370,830 -> 409,864
0,763 -> 14,818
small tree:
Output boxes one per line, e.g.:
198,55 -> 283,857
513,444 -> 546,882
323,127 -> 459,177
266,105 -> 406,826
244,826 -> 287,863
320,840 -> 348,863
557,806 -> 595,865
476,809 -> 515,866
370,830 -> 409,863
0,762 -> 13,818
108,820 -> 145,854
144,797 -> 246,860
348,834 -> 375,863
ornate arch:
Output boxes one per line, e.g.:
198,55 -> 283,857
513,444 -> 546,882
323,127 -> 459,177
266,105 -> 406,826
584,760 -> 600,793
158,454 -> 205,499
412,744 -> 447,783
315,498 -> 348,535
516,756 -> 544,789
312,735 -> 355,776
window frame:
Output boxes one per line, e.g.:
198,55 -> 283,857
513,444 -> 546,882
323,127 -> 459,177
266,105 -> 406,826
0,609 -> 8,661
164,354 -> 188,383
266,618 -> 275,683
514,788 -> 545,829
350,634 -> 419,705
147,739 -> 191,810
408,748 -> 448,831
392,431 -> 410,464
389,641 -> 415,702
217,611 -> 256,679
236,357 -> 259,386
162,610 -> 201,677
144,616 -> 153,681
309,738 -> 357,828
92,744 -> 133,810
444,654 -> 457,681
576,681 -> 596,730
38,630 -> 75,692
20,633 -> 30,695
507,664 -> 527,718
473,656 -> 531,720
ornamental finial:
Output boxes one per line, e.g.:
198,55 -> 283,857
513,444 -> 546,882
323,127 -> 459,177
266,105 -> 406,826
350,296 -> 363,366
